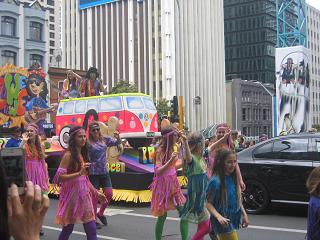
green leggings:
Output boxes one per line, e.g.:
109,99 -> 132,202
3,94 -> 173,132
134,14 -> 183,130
155,212 -> 189,240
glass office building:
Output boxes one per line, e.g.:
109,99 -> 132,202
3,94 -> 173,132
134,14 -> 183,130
224,0 -> 297,84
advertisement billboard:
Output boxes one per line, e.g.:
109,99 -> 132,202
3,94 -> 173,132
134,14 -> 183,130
275,46 -> 311,135
79,0 -> 119,10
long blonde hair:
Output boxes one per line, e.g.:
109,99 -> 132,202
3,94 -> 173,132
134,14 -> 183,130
306,167 -> 320,197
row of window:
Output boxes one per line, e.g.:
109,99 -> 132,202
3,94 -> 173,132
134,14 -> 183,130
1,16 -> 43,41
242,125 -> 271,137
241,91 -> 271,103
226,58 -> 275,73
1,50 -> 43,67
225,29 -> 276,46
242,107 -> 271,121
224,15 -> 276,32
225,44 -> 275,60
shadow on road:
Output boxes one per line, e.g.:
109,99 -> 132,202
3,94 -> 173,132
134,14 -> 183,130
260,203 -> 307,218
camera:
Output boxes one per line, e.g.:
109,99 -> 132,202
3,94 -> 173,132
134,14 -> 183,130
0,148 -> 25,195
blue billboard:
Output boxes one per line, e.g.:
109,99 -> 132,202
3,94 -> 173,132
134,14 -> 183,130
80,0 -> 119,10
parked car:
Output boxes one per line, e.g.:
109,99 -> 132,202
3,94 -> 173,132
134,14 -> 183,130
238,133 -> 319,214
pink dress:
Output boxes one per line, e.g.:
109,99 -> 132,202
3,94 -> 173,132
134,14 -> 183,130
24,144 -> 49,192
54,157 -> 97,226
150,151 -> 186,216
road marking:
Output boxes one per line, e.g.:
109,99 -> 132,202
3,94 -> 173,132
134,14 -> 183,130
108,210 -> 307,234
42,225 -> 128,240
103,208 -> 134,216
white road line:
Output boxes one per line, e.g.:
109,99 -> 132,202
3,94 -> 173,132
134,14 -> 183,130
113,211 -> 307,234
42,225 -> 128,240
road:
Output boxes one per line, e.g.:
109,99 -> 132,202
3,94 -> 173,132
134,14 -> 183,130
41,199 -> 307,240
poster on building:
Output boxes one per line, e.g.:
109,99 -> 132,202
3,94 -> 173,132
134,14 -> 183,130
79,0 -> 119,9
275,46 -> 310,135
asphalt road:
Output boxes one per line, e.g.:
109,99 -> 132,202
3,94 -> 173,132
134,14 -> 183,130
39,198 -> 308,240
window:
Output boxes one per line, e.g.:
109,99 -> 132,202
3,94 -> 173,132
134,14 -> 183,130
49,16 -> 54,22
47,0 -> 54,6
242,108 -> 246,121
143,97 -> 156,110
29,22 -> 42,41
1,50 -> 16,65
50,32 -> 55,38
50,40 -> 55,47
1,16 -> 16,36
49,24 -> 54,30
29,54 -> 43,67
126,97 -> 144,110
87,99 -> 98,111
272,138 -> 311,160
75,101 -> 86,114
63,102 -> 74,114
99,97 -> 122,111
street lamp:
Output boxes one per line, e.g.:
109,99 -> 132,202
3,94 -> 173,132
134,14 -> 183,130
252,81 -> 277,137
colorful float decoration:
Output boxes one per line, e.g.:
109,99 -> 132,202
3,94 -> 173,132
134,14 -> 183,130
0,64 -> 56,133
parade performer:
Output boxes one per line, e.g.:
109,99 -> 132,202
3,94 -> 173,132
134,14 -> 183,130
20,123 -> 49,236
61,70 -> 82,99
206,149 -> 249,240
87,121 -> 121,227
150,119 -> 188,240
306,167 -> 320,240
180,132 -> 211,240
54,125 -> 106,240
208,124 -> 245,190
81,67 -> 104,97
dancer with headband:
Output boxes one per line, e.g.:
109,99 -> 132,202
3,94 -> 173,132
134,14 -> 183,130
54,125 -> 106,240
180,132 -> 211,240
150,119 -> 189,240
21,123 -> 49,236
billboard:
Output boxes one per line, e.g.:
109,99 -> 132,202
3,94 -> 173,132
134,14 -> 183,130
276,46 -> 311,135
80,0 -> 119,10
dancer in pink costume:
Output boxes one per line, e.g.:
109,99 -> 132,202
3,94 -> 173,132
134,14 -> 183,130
21,123 -> 49,193
150,119 -> 188,240
54,125 -> 106,240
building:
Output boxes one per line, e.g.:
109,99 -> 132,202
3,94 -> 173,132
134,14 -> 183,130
25,0 -> 62,67
62,0 -> 226,131
307,4 -> 320,126
226,78 -> 273,137
0,0 -> 49,70
224,0 -> 297,84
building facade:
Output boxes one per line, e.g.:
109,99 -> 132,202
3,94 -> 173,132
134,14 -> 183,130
25,0 -> 62,67
307,4 -> 320,126
226,78 -> 273,137
0,0 -> 49,70
62,0 -> 226,131
224,0 -> 297,84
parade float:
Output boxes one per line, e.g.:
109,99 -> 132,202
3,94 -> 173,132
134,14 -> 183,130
0,64 -> 187,203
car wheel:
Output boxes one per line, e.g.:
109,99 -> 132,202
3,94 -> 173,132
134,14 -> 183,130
243,179 -> 269,214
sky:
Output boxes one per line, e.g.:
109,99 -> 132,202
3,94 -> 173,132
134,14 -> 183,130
306,0 -> 320,10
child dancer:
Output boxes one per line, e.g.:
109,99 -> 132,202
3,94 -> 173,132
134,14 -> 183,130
87,121 -> 121,227
206,149 -> 249,240
21,123 -> 49,236
54,126 -> 106,240
180,132 -> 211,240
306,167 -> 320,240
150,119 -> 188,240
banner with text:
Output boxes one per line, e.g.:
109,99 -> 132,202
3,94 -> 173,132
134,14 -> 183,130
80,0 -> 119,9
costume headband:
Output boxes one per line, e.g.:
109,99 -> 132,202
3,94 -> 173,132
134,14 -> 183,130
26,124 -> 39,134
69,127 -> 83,138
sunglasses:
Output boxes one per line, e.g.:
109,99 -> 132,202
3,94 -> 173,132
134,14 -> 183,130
91,128 -> 100,132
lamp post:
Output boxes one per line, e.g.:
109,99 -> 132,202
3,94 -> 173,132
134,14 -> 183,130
253,81 -> 277,137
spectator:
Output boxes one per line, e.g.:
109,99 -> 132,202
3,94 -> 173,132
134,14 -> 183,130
5,127 -> 22,148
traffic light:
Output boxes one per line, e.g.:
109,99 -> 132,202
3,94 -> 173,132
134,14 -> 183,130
170,96 -> 179,123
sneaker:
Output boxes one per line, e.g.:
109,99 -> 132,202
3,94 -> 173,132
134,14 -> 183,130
96,222 -> 102,229
39,228 -> 44,236
97,215 -> 108,226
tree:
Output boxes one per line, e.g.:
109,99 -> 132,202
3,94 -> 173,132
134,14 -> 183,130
107,80 -> 138,94
156,98 -> 170,118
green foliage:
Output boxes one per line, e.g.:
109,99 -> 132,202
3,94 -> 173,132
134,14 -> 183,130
107,80 -> 138,94
156,98 -> 170,117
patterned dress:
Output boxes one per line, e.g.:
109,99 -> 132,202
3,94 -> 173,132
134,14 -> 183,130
180,154 -> 210,223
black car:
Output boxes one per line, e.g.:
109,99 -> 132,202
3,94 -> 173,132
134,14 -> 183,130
238,133 -> 319,214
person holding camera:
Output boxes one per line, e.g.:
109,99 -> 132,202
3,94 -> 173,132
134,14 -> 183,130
54,125 -> 106,240
0,159 -> 50,240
